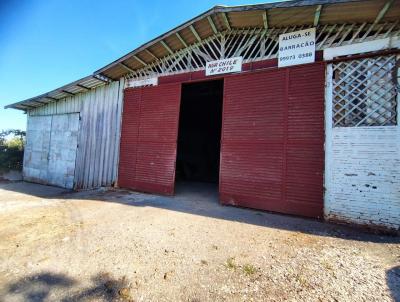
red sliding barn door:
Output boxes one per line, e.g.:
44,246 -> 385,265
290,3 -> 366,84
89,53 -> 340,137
220,63 -> 325,218
119,83 -> 181,195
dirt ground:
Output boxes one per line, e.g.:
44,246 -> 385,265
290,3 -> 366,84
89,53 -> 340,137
0,181 -> 399,302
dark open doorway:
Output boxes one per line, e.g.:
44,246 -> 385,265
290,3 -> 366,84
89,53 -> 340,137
176,80 -> 224,185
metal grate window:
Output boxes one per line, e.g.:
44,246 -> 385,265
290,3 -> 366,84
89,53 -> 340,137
332,55 -> 398,127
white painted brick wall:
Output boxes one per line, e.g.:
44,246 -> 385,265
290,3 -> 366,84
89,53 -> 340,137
325,126 -> 400,230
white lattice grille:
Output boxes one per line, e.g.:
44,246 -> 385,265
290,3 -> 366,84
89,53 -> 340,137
332,55 -> 398,127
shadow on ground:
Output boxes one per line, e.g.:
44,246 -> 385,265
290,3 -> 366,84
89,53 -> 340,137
387,266 -> 400,302
5,272 -> 132,302
4,266 -> 400,301
1,181 -> 399,244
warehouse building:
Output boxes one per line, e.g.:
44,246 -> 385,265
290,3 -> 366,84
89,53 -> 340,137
6,0 -> 400,231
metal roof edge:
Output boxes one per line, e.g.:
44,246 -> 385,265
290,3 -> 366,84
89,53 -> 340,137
5,74 -> 108,110
214,0 -> 364,11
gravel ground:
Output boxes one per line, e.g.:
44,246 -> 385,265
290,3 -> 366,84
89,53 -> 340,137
0,181 -> 399,302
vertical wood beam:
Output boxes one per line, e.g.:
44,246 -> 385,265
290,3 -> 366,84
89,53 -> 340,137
175,32 -> 188,47
314,5 -> 322,27
207,16 -> 218,34
133,55 -> 148,66
221,12 -> 231,30
160,40 -> 174,55
119,62 -> 135,73
189,25 -> 202,42
145,49 -> 158,60
262,10 -> 269,30
374,0 -> 394,24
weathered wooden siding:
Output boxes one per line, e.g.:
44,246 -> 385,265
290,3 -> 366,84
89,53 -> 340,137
28,79 -> 125,189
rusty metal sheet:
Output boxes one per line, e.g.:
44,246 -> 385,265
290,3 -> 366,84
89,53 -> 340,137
220,63 -> 325,218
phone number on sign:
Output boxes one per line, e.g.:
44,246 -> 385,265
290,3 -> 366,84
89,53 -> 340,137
279,52 -> 313,62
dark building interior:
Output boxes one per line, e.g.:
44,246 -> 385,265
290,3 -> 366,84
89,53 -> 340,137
176,80 -> 224,184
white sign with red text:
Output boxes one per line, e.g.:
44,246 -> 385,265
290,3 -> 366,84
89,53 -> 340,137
206,57 -> 243,76
278,28 -> 316,67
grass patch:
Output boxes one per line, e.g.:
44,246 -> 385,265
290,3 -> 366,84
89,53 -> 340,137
295,272 -> 310,288
243,264 -> 257,275
225,257 -> 237,270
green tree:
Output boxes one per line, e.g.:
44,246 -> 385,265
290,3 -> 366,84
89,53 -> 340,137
0,129 -> 26,171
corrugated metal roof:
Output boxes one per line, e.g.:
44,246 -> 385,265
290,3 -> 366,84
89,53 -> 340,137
5,0 -> 399,110
5,74 -> 110,110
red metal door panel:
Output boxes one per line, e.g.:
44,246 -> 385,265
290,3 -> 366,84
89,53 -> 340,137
118,88 -> 141,189
135,83 -> 181,195
220,63 -> 325,218
285,65 -> 325,217
118,83 -> 181,195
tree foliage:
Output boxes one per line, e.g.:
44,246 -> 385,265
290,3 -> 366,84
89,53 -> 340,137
0,129 -> 26,171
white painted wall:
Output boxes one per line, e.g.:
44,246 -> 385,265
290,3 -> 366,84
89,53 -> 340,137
24,113 -> 80,189
324,39 -> 400,231
325,126 -> 400,230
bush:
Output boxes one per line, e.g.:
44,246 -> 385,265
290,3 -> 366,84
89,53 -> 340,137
0,130 -> 26,171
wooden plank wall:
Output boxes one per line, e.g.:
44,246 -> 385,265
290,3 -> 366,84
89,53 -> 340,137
28,79 -> 125,189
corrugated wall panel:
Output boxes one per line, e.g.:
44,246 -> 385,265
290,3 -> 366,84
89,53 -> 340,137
220,64 -> 325,218
28,79 -> 124,189
119,83 -> 181,195
118,89 -> 141,189
286,65 -> 325,217
220,69 -> 286,213
74,79 -> 125,189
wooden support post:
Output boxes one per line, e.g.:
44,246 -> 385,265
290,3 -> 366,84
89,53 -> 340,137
207,16 -> 218,34
145,49 -> 158,60
176,32 -> 188,47
160,40 -> 174,55
221,12 -> 231,31
133,55 -> 148,66
189,25 -> 202,43
374,0 -> 393,24
314,5 -> 322,27
119,62 -> 135,73
262,10 -> 269,30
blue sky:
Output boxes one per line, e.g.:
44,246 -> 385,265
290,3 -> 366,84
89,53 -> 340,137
0,0 -> 278,131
